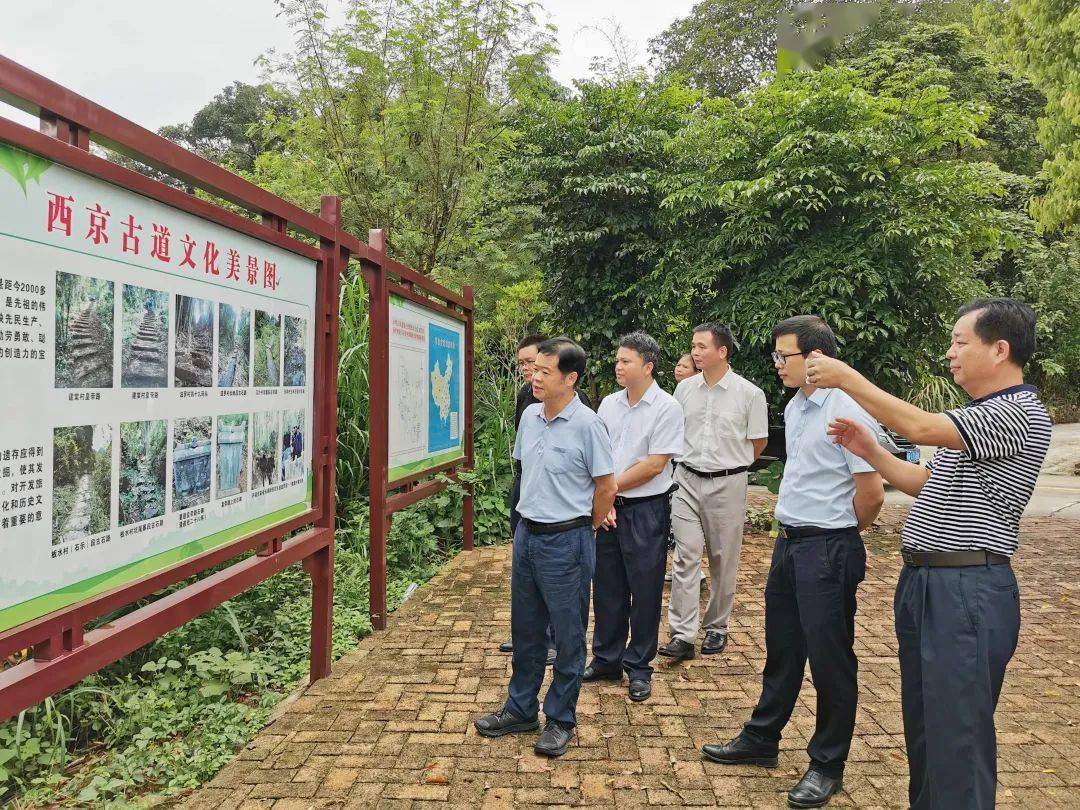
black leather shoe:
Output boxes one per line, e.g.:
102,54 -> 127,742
498,639 -> 513,653
473,707 -> 539,738
628,679 -> 651,702
657,638 -> 696,661
787,769 -> 842,808
546,647 -> 557,666
534,721 -> 574,757
701,734 -> 778,767
582,665 -> 623,682
701,630 -> 728,655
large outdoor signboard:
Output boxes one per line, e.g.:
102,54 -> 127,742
387,294 -> 464,482
0,141 -> 316,634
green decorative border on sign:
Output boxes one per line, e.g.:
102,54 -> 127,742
0,477 -> 313,634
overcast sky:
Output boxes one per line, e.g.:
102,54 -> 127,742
0,0 -> 698,132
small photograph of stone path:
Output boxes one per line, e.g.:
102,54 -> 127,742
218,303 -> 251,388
51,424 -> 111,546
54,271 -> 114,389
175,295 -> 214,387
120,284 -> 169,388
173,416 -> 212,511
284,315 -> 306,387
253,410 -> 281,489
118,419 -> 167,527
254,310 -> 281,388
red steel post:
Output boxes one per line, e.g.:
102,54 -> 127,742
462,286 -> 476,551
366,229 -> 390,630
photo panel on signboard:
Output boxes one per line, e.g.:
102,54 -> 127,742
217,303 -> 251,388
0,136 -> 319,637
284,315 -> 306,387
52,423 -> 112,545
54,271 -> 115,389
172,416 -> 212,511
174,295 -> 213,387
252,410 -> 281,489
282,408 -> 305,481
216,413 -> 249,498
120,284 -> 169,388
253,310 -> 282,388
118,420 -> 168,528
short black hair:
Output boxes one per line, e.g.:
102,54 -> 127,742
537,337 -> 587,384
956,298 -> 1037,367
618,331 -> 661,373
517,333 -> 549,352
692,322 -> 735,358
772,315 -> 839,357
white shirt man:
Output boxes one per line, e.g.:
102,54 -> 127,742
660,323 -> 768,661
585,333 -> 684,702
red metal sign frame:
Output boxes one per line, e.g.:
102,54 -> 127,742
364,230 -> 475,630
0,57 -> 352,723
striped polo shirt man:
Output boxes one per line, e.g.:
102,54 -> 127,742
902,385 -> 1050,555
803,298 -> 1050,809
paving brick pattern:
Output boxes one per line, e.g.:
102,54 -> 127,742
182,504 -> 1080,808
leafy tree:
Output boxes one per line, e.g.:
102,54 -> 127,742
504,78 -> 699,388
648,0 -> 797,97
648,0 -> 968,98
658,66 -> 1009,407
980,0 -> 1080,231
835,23 -> 1045,175
159,82 -> 295,173
254,0 -> 555,276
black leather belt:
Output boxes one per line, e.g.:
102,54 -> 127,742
523,516 -> 592,535
901,549 -> 1011,567
681,464 -> 749,478
614,484 -> 678,508
779,524 -> 856,540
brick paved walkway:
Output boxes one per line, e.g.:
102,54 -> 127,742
183,505 -> 1080,808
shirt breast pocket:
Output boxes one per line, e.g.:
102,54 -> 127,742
545,445 -> 576,474
713,407 -> 746,438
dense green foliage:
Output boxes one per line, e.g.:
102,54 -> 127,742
983,0 -> 1080,232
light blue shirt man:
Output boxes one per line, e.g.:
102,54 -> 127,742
514,396 -> 614,523
775,388 -> 878,529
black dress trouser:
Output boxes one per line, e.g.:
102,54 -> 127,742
589,495 -> 670,679
743,528 -> 865,778
894,561 -> 1020,809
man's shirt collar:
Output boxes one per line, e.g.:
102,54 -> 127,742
536,393 -> 583,422
620,380 -> 660,407
970,383 -> 1037,405
794,387 -> 832,410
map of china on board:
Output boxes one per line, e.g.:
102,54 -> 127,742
387,296 -> 464,480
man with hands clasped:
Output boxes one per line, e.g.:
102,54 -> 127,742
474,337 -> 617,758
702,316 -> 884,809
806,299 -> 1051,810
585,332 -> 684,703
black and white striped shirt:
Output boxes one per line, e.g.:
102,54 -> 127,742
902,385 -> 1051,556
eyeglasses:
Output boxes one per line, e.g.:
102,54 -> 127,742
771,350 -> 808,366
